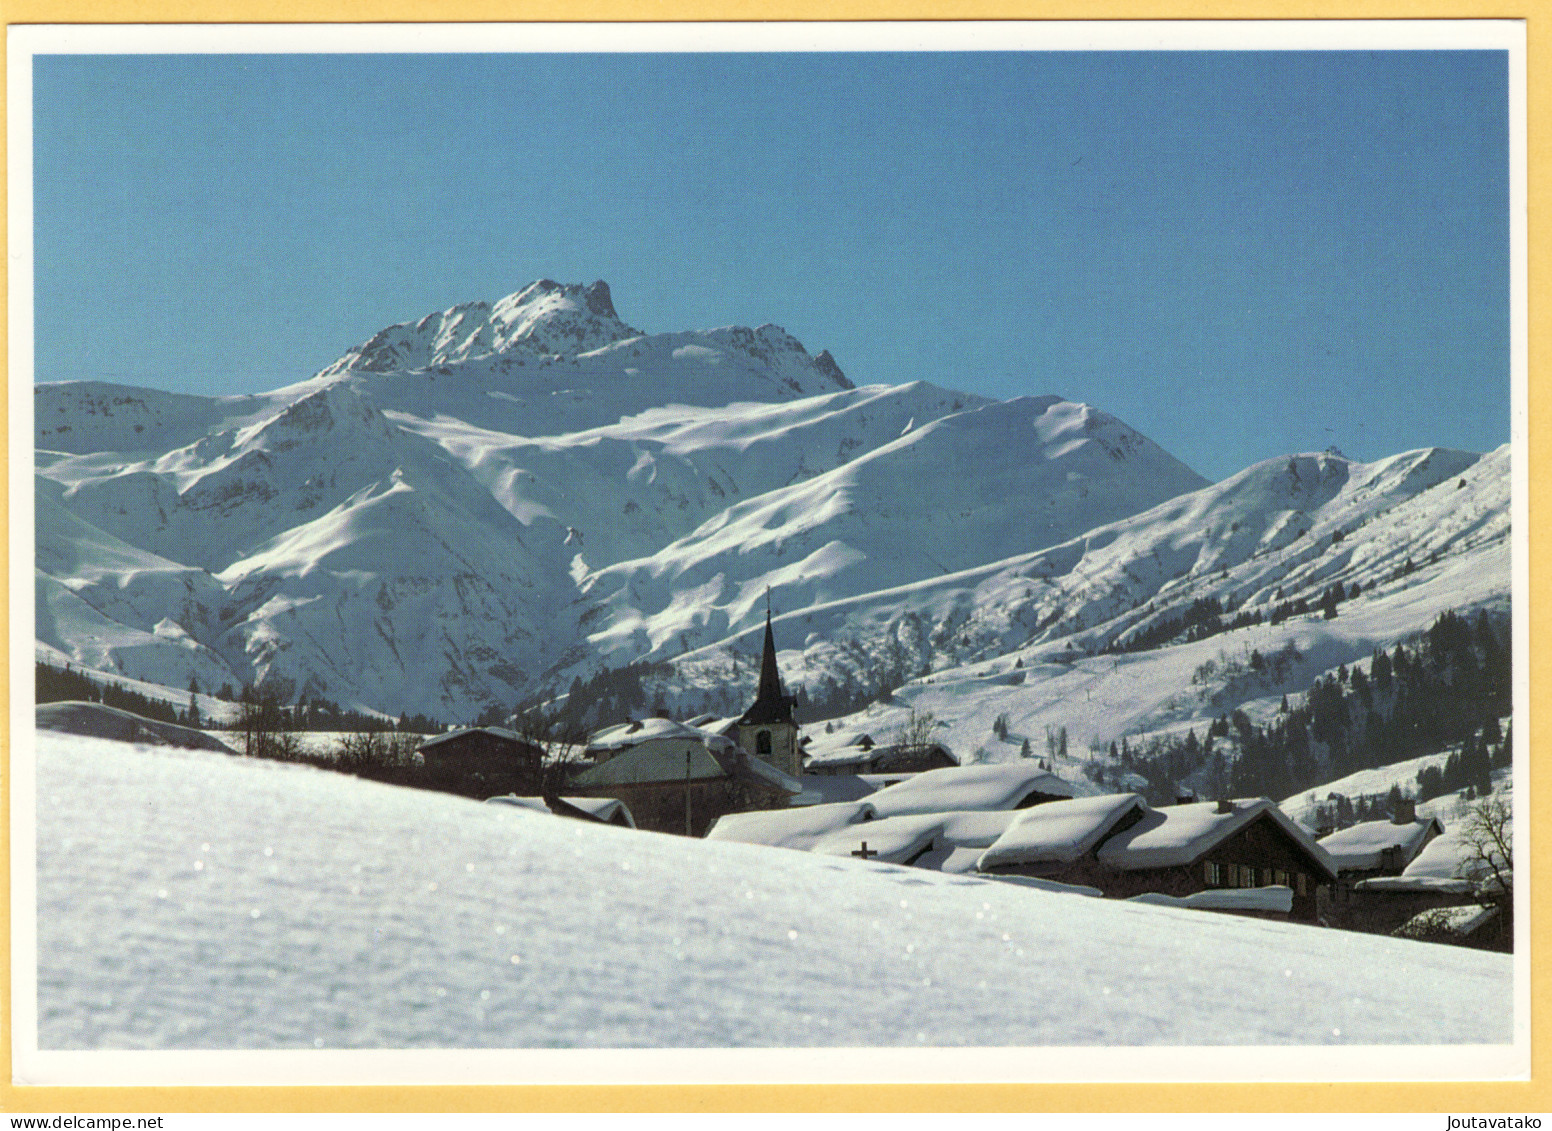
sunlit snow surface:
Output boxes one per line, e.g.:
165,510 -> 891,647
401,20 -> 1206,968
36,734 -> 1510,1050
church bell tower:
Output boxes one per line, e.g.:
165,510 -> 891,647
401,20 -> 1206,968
732,603 -> 801,778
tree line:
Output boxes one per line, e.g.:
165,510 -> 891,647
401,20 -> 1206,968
1095,609 -> 1511,812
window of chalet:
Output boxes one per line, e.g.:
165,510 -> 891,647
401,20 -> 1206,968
1296,873 -> 1308,897
1203,861 -> 1222,887
1240,865 -> 1255,888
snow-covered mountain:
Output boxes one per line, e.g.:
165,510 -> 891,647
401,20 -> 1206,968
643,443 -> 1510,769
32,279 -> 1510,731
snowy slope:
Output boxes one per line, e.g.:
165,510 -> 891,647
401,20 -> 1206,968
32,733 -> 1512,1051
575,396 -> 1207,664
648,444 -> 1508,773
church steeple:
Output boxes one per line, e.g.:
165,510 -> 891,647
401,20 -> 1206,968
755,606 -> 784,707
740,597 -> 795,726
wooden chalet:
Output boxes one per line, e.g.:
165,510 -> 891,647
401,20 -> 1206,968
415,727 -> 545,796
978,795 -> 1339,922
802,732 -> 959,776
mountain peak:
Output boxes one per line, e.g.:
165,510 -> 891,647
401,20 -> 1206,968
318,279 -> 641,378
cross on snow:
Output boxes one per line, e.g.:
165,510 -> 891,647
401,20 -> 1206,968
851,842 -> 878,860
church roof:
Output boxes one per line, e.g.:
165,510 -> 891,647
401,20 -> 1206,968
739,610 -> 795,726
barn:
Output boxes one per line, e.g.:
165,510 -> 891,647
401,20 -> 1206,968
415,727 -> 545,796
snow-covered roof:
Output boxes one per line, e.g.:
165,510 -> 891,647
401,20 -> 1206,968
584,716 -> 736,756
571,741 -> 728,788
809,808 -> 1026,872
1317,817 -> 1442,872
482,795 -> 552,814
705,799 -> 876,851
976,794 -> 1148,872
1096,799 -> 1338,878
1354,826 -> 1506,894
866,762 -> 1076,819
1129,886 -> 1294,914
858,772 -> 918,790
1394,904 -> 1501,940
557,796 -> 636,828
791,774 -> 879,808
419,726 -> 532,751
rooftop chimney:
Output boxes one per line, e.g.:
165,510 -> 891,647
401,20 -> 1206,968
1215,798 -> 1235,814
1392,798 -> 1417,825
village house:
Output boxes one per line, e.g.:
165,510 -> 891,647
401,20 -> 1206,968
566,605 -> 810,834
1338,826 -> 1510,947
568,715 -> 800,836
978,795 -> 1339,923
415,726 -> 546,797
1315,800 -> 1445,927
801,731 -> 959,777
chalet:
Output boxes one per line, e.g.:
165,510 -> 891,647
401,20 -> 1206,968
569,716 -> 801,836
1317,801 -> 1444,879
803,731 -> 959,777
416,727 -> 545,795
1316,802 -> 1445,925
1339,826 -> 1509,945
978,795 -> 1339,923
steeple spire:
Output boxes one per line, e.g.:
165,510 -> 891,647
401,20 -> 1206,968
756,604 -> 784,706
740,598 -> 794,725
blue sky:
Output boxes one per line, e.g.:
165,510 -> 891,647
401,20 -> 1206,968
32,50 -> 1509,480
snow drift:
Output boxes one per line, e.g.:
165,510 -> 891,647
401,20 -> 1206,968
32,733 -> 1511,1051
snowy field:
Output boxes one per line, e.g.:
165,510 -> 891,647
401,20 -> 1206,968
27,733 -> 1513,1057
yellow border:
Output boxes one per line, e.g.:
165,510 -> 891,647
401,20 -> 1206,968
0,12 -> 1543,1115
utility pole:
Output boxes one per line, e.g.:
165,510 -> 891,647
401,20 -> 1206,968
685,746 -> 693,837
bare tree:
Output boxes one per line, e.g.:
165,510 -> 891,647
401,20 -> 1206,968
508,706 -> 593,797
891,708 -> 937,758
1457,792 -> 1513,912
237,683 -> 300,761
336,728 -> 419,773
